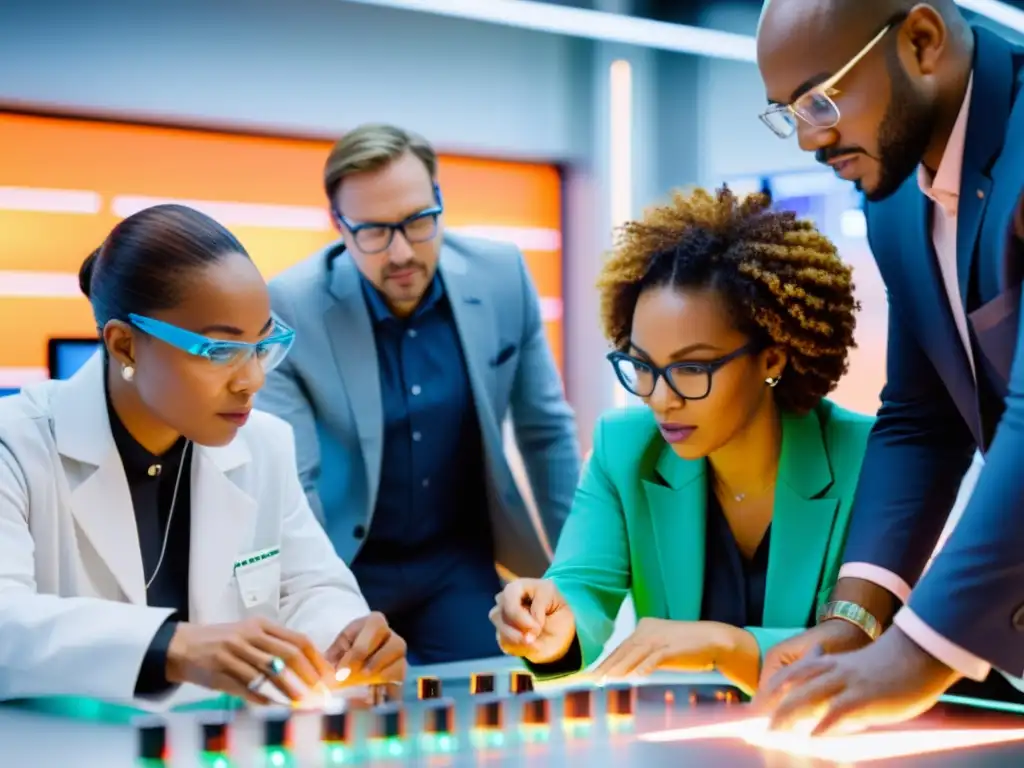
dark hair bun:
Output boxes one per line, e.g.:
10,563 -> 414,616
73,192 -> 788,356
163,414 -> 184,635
79,248 -> 101,299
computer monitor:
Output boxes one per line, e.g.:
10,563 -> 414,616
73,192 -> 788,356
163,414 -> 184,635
47,338 -> 101,380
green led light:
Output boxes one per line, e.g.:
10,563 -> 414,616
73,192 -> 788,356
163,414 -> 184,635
136,759 -> 166,768
518,725 -> 551,743
199,752 -> 233,768
940,694 -> 1024,716
607,715 -> 635,733
261,746 -> 293,768
323,744 -> 349,765
562,720 -> 592,738
470,728 -> 506,749
419,733 -> 458,753
368,737 -> 406,759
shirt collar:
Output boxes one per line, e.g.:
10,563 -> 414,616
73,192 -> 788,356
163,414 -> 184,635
360,271 -> 445,325
917,72 -> 973,215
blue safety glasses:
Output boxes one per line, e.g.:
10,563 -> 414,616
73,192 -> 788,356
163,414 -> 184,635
128,313 -> 296,372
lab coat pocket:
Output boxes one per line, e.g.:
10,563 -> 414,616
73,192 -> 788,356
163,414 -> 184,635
233,552 -> 282,618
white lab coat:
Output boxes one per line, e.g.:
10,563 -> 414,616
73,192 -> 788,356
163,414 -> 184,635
0,353 -> 370,706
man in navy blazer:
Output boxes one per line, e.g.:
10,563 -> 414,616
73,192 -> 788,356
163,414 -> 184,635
754,0 -> 1024,732
257,124 -> 580,664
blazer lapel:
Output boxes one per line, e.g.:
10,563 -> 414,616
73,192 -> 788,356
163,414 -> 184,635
55,354 -> 147,605
325,251 -> 384,513
762,409 -> 838,627
955,27 -> 1015,307
642,447 -> 705,621
439,245 -> 503,455
189,441 -> 257,623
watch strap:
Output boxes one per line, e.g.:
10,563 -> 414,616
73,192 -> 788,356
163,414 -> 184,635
817,600 -> 882,641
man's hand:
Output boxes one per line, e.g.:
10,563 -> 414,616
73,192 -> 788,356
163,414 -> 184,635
594,618 -> 761,693
326,612 -> 407,687
758,619 -> 872,688
755,626 -> 961,736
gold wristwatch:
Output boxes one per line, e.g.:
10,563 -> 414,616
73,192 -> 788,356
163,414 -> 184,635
817,600 -> 882,641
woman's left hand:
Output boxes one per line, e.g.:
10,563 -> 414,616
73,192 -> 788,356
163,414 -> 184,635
593,618 -> 760,693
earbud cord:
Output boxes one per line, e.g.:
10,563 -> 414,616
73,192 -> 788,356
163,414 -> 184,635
145,439 -> 192,591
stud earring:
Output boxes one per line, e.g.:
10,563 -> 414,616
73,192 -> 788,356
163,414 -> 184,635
122,364 -> 135,382
765,375 -> 780,388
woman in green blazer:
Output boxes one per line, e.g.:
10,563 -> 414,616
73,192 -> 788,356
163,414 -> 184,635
491,187 -> 873,694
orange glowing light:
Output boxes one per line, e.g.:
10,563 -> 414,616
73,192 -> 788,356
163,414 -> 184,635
638,717 -> 1024,763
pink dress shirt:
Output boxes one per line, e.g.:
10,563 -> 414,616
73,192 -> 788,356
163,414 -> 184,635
838,75 -> 993,683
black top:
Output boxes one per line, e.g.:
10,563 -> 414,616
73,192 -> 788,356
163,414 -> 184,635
105,391 -> 192,696
536,482 -> 773,676
700,481 -> 771,628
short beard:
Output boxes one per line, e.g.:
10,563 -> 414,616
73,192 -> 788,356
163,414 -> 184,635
862,58 -> 938,202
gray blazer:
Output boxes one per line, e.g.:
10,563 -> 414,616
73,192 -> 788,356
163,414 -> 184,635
257,233 -> 581,578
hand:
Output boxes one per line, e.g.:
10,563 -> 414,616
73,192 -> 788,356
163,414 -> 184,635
755,626 -> 961,736
326,612 -> 407,687
489,578 -> 576,665
166,618 -> 334,705
759,618 -> 872,689
594,618 -> 761,693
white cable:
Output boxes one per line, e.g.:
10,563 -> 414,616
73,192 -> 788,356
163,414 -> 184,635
145,440 -> 191,591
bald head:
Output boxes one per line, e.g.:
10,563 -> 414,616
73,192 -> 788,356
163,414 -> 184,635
755,0 -> 972,202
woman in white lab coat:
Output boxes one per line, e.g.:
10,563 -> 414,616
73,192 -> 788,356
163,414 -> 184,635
0,204 -> 406,707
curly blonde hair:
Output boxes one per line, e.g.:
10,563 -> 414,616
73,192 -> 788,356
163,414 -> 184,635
598,186 -> 859,414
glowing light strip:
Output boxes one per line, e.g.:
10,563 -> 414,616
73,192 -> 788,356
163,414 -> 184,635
446,225 -> 561,252
639,716 -> 1024,763
0,270 -> 82,298
111,195 -> 332,231
344,0 -> 757,62
0,187 -> 101,214
609,58 -> 633,410
957,0 -> 1024,32
0,367 -> 48,388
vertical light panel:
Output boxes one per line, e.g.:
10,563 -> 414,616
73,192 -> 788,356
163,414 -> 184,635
608,58 -> 634,409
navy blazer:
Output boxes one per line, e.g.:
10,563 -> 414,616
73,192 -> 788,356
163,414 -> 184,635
842,26 -> 1024,677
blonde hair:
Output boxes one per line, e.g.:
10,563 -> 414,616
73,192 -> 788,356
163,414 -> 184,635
323,123 -> 438,201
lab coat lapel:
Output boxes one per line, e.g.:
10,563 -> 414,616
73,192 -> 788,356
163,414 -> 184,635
189,440 -> 257,623
54,353 -> 147,605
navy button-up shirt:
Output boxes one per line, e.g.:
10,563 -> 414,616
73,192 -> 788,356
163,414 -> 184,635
354,274 -> 491,567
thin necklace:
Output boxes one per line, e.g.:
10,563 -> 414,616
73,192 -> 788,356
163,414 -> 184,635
145,440 -> 191,591
716,474 -> 776,503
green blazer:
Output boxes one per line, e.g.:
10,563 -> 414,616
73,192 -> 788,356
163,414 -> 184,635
542,398 -> 874,674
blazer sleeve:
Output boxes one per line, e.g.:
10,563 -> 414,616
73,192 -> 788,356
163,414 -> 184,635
899,197 -> 1024,676
0,442 -> 177,702
258,285 -> 326,525
839,296 -> 976,591
273,420 -> 370,652
507,248 -> 581,550
530,417 -> 630,677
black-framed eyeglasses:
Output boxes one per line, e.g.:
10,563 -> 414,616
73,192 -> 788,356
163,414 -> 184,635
336,205 -> 442,254
607,341 -> 761,401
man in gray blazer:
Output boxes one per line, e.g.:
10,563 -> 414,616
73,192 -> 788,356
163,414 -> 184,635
257,123 -> 581,664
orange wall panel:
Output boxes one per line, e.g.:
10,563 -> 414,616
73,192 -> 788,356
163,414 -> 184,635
0,114 -> 564,380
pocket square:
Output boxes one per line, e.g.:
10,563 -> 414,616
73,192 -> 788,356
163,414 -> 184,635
491,344 -> 518,367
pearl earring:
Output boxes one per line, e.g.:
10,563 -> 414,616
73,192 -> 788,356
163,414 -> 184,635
765,375 -> 780,388
122,365 -> 135,382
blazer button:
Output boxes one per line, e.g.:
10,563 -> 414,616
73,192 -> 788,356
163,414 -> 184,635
1012,605 -> 1024,630
353,524 -> 366,540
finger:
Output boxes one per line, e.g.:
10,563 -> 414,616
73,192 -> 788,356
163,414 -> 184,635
262,622 -> 334,682
363,635 -> 407,679
234,645 -> 309,702
633,648 -> 668,678
490,605 -> 533,651
501,584 -> 542,637
214,651 -> 280,706
811,690 -> 873,738
337,617 -> 390,676
753,647 -> 832,710
250,634 -> 322,689
768,670 -> 847,733
595,643 -> 650,681
372,657 -> 408,686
